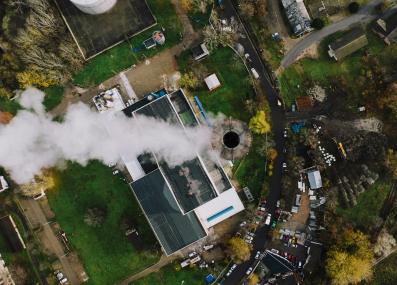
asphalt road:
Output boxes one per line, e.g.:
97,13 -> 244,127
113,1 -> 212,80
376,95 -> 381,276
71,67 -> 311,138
219,1 -> 286,284
280,0 -> 382,68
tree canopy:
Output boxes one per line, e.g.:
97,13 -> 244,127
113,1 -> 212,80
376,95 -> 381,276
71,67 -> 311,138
325,229 -> 373,285
226,237 -> 251,264
249,111 -> 271,134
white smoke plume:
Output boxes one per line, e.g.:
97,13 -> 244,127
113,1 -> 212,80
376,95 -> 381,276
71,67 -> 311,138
0,88 -> 213,184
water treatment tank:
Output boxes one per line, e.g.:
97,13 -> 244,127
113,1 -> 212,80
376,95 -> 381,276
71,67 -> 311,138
70,0 -> 117,15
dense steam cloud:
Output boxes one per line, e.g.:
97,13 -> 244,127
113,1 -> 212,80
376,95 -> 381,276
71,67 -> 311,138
0,88 -> 212,184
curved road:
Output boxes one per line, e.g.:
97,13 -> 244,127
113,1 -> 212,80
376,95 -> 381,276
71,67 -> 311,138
221,1 -> 286,284
281,0 -> 382,68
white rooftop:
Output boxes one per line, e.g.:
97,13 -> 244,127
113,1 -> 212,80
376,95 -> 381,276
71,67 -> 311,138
194,188 -> 244,230
307,170 -> 322,189
93,88 -> 126,114
204,74 -> 221,91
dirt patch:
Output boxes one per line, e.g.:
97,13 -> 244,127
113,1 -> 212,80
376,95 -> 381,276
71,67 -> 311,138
124,50 -> 178,97
295,42 -> 320,62
281,194 -> 309,231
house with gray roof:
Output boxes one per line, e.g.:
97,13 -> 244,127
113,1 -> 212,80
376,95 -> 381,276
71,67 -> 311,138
281,0 -> 312,36
328,27 -> 368,61
373,7 -> 397,45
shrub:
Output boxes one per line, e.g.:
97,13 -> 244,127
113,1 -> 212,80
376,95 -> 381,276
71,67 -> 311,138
348,2 -> 360,14
312,18 -> 325,30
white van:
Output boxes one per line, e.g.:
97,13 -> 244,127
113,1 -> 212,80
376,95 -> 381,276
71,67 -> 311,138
251,68 -> 260,79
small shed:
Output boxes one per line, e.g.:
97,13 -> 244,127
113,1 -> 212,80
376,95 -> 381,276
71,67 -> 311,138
307,170 -> 322,189
328,27 -> 368,61
192,43 -> 209,61
295,96 -> 313,111
204,74 -> 221,91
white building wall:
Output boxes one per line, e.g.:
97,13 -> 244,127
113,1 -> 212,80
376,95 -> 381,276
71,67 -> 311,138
70,0 -> 117,15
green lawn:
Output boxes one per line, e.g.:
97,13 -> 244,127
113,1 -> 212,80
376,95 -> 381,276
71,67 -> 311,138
178,47 -> 255,122
47,161 -> 158,285
133,263 -> 207,285
73,0 -> 182,87
188,7 -> 211,31
43,86 -> 64,111
368,251 -> 397,285
336,181 -> 391,231
232,135 -> 268,199
0,97 -> 20,115
278,28 -> 388,107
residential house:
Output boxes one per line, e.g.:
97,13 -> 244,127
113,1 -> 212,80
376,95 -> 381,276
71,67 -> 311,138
192,43 -> 210,61
373,7 -> 397,45
281,0 -> 312,36
328,27 -> 368,61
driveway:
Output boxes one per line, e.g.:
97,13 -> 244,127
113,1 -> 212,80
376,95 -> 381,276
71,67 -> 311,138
19,198 -> 82,285
280,0 -> 382,68
219,1 -> 286,284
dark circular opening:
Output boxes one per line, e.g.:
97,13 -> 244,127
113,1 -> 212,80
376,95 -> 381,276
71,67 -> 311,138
223,131 -> 240,149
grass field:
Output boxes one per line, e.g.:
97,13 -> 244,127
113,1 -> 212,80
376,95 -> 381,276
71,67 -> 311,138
0,97 -> 20,115
132,263 -> 207,285
177,47 -> 255,122
188,7 -> 211,31
232,135 -> 268,199
73,0 -> 182,87
368,251 -> 397,285
278,28 -> 388,107
43,86 -> 64,111
47,161 -> 158,285
337,181 -> 391,231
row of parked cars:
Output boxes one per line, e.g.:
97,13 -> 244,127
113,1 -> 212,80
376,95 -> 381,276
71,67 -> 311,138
270,248 -> 303,269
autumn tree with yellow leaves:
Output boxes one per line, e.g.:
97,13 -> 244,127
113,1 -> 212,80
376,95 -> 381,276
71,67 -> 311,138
20,170 -> 55,197
248,111 -> 271,135
325,229 -> 373,285
226,237 -> 251,264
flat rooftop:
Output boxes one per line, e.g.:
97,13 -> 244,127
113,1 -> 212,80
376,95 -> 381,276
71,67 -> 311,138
131,169 -> 206,255
125,93 -> 218,213
55,0 -> 156,59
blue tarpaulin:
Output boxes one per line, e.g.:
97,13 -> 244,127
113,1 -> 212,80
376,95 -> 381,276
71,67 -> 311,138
205,274 -> 215,284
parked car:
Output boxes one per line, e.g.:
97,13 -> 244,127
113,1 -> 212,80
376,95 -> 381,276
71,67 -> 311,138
112,170 -> 119,175
188,251 -> 197,258
265,213 -> 272,225
251,68 -> 260,79
239,221 -> 247,227
54,270 -> 68,284
298,261 -> 303,268
254,251 -> 261,259
270,248 -> 279,255
246,267 -> 253,275
247,232 -> 255,237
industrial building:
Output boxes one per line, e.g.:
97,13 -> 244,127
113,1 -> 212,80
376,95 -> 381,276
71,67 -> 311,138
120,89 -> 245,255
55,0 -> 156,59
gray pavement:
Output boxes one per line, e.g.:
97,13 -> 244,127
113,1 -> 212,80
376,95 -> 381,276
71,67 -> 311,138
280,0 -> 382,68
